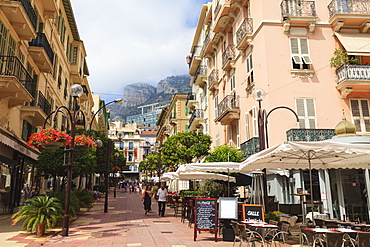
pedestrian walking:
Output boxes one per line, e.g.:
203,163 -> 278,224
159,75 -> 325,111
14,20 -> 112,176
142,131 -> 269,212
142,186 -> 152,215
156,183 -> 168,217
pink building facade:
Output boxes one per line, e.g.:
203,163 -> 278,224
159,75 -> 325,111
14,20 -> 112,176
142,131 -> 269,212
188,0 -> 370,221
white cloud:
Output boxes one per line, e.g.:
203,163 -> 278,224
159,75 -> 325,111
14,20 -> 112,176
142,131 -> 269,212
70,0 -> 208,101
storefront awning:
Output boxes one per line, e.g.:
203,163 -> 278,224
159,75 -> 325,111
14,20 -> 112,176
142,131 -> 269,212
334,32 -> 370,56
0,131 -> 39,161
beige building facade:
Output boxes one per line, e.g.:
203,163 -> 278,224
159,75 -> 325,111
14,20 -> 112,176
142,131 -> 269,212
189,0 -> 370,221
0,0 -> 94,213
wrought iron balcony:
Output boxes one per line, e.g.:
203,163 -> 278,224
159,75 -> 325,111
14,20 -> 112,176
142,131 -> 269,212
328,0 -> 370,19
201,32 -> 214,55
208,69 -> 219,91
222,44 -> 236,70
13,0 -> 37,29
22,90 -> 52,126
286,129 -> 336,142
0,55 -> 33,95
189,110 -> 204,130
29,33 -> 54,64
186,93 -> 196,109
281,0 -> 317,18
240,137 -> 260,159
194,65 -> 207,87
236,18 -> 253,48
215,95 -> 240,124
30,90 -> 52,115
189,46 -> 202,75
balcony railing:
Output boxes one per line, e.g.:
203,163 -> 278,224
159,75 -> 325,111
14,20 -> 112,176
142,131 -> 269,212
27,90 -> 52,115
189,46 -> 202,66
286,129 -> 336,142
281,0 -> 317,17
186,93 -> 196,106
222,44 -> 236,68
189,109 -> 204,128
214,0 -> 220,16
194,65 -> 207,83
216,95 -> 239,119
236,18 -> 253,45
328,0 -> 370,18
336,64 -> 370,84
12,0 -> 37,29
240,137 -> 260,158
29,33 -> 54,64
208,69 -> 219,84
0,55 -> 33,95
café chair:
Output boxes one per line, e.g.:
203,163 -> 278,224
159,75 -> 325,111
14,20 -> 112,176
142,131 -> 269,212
231,220 -> 242,247
300,226 -> 315,247
238,223 -> 265,247
355,232 -> 370,247
313,232 -> 345,247
269,223 -> 289,247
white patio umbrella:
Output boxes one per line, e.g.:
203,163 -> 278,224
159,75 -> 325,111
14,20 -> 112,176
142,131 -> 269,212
240,140 -> 370,220
160,172 -> 179,181
160,171 -> 236,183
176,162 -> 241,173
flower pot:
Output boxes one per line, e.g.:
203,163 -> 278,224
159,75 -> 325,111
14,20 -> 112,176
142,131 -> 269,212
41,142 -> 64,152
36,222 -> 46,235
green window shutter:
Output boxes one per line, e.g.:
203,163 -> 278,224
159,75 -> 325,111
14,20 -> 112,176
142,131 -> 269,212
185,124 -> 189,132
21,120 -> 28,141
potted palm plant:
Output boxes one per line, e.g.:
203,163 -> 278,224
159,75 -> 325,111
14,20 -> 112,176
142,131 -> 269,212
11,196 -> 63,235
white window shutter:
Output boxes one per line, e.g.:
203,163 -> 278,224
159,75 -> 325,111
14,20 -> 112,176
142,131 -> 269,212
245,112 -> 251,140
296,98 -> 316,129
351,99 -> 370,133
290,38 -> 299,54
252,106 -> 258,137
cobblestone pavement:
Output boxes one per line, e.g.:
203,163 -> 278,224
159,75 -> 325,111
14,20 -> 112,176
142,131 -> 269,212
0,190 -> 299,247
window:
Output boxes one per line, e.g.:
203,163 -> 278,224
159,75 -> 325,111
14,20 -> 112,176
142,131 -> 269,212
119,142 -> 124,150
230,75 -> 236,92
214,95 -> 218,118
215,133 -> 220,146
236,121 -> 240,148
246,54 -> 254,87
290,37 -> 313,70
0,20 -> 7,55
251,106 -> 258,137
295,98 -> 316,129
245,112 -> 251,140
128,142 -> 134,150
128,153 -> 133,162
72,47 -> 78,64
350,99 -> 370,133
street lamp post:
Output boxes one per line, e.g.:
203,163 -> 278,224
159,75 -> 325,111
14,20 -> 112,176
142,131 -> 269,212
89,99 -> 123,130
252,88 -> 299,212
96,139 -> 112,213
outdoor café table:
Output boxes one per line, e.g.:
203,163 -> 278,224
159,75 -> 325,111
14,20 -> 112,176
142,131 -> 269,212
241,221 -> 278,242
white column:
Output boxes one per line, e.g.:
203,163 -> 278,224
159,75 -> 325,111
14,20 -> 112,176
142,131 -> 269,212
364,169 -> 370,218
336,170 -> 346,220
318,170 -> 333,217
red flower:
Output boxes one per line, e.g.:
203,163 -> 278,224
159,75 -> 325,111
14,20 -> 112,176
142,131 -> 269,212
27,128 -> 72,149
74,135 -> 97,147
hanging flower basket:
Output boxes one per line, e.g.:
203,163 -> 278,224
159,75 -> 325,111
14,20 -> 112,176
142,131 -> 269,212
74,135 -> 97,148
27,128 -> 72,152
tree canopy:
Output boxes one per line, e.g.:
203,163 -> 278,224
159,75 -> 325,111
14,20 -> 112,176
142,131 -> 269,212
161,132 -> 211,171
204,145 -> 244,163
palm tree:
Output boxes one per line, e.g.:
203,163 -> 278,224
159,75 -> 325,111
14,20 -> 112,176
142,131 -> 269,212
11,196 -> 63,235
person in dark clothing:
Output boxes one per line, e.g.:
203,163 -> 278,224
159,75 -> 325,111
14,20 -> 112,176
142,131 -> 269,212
142,186 -> 152,215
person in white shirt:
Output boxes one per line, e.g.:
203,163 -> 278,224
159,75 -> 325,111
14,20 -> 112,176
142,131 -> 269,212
156,183 -> 168,217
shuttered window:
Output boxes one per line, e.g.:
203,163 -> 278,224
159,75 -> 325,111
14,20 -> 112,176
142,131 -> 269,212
350,99 -> 370,133
252,106 -> 258,137
0,20 -> 8,55
245,112 -> 251,140
290,37 -> 312,69
295,98 -> 316,129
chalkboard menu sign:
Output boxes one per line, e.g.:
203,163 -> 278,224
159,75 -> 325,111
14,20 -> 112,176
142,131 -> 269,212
242,204 -> 264,221
194,198 -> 218,242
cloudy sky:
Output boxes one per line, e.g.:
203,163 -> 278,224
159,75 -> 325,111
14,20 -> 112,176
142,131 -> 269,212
70,0 -> 209,102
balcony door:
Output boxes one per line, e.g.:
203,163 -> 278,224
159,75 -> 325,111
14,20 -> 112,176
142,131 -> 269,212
350,99 -> 370,133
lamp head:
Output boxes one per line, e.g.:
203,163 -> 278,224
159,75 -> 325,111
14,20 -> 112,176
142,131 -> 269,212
96,139 -> 103,148
114,99 -> 123,103
252,88 -> 266,102
70,84 -> 84,97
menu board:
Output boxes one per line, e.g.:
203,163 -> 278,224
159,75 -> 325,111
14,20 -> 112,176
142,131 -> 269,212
219,197 -> 238,220
242,204 -> 264,221
194,198 -> 218,242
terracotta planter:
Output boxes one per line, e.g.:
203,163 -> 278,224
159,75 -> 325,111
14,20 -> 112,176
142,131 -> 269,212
36,222 -> 46,235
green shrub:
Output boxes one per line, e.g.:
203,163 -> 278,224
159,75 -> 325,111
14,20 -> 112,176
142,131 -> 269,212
74,189 -> 94,208
49,191 -> 80,218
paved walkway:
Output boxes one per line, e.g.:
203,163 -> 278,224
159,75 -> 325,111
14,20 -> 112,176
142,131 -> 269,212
0,190 -> 300,247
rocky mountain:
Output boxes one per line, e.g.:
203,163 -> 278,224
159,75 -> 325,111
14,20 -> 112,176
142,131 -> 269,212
108,74 -> 191,121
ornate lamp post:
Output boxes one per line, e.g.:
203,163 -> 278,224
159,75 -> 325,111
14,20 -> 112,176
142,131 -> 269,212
96,139 -> 111,213
252,88 -> 299,212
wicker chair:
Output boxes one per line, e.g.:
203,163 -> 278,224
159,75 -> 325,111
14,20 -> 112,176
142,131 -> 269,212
238,223 -> 265,247
231,220 -> 242,247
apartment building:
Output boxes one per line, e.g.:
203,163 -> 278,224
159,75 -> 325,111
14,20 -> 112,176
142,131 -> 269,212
0,0 -> 93,213
156,93 -> 191,147
189,0 -> 370,221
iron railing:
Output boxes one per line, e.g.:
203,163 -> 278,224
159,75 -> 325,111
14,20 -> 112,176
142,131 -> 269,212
189,46 -> 202,67
201,32 -> 212,55
281,0 -> 317,17
0,55 -> 34,95
286,129 -> 336,142
29,33 -> 55,64
236,18 -> 253,45
194,65 -> 207,83
27,90 -> 52,115
186,93 -> 195,106
328,0 -> 370,18
336,64 -> 370,84
216,95 -> 239,119
240,137 -> 260,158
12,0 -> 37,29
189,109 -> 204,128
214,0 -> 220,16
222,44 -> 236,68
208,69 -> 219,84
